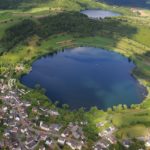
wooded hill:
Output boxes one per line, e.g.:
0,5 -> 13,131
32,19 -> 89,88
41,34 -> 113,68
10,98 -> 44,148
0,12 -> 137,51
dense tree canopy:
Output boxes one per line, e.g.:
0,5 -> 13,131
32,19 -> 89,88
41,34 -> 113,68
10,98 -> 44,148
0,12 -> 137,50
1,19 -> 36,49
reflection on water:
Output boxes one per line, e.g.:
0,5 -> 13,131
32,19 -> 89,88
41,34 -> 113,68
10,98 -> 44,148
21,47 -> 146,110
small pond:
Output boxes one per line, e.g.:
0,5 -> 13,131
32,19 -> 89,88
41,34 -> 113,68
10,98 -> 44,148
80,9 -> 120,19
21,47 -> 146,110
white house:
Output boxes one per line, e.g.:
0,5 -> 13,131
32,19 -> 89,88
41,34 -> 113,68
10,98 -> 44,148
58,137 -> 66,145
40,121 -> 49,131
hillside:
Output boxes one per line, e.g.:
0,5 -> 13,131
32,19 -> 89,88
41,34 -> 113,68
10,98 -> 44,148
0,0 -> 105,10
0,0 -> 150,149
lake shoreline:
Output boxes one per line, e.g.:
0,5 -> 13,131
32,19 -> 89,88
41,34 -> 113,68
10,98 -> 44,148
20,46 -> 148,111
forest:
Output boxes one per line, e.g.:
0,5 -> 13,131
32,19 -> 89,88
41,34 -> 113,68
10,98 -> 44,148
0,12 -> 136,51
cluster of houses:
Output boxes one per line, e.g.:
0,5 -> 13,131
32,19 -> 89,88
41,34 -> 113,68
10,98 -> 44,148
58,123 -> 85,149
0,82 -> 86,149
1,80 -> 150,150
93,125 -> 117,150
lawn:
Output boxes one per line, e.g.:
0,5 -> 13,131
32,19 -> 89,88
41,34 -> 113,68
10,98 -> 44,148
116,125 -> 149,139
132,26 -> 150,47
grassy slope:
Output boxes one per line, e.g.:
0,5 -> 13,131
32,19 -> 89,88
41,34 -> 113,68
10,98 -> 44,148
0,0 -> 150,141
76,15 -> 150,137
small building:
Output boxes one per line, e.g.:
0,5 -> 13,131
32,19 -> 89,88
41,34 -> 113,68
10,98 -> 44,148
49,110 -> 60,116
40,121 -> 49,131
106,135 -> 117,144
97,139 -> 110,149
25,137 -> 34,145
50,124 -> 61,132
61,128 -> 70,137
58,137 -> 66,145
122,139 -> 131,148
32,107 -> 38,113
10,127 -> 18,134
66,140 -> 82,150
145,139 -> 150,147
25,141 -> 38,150
45,138 -> 53,146
40,133 -> 48,141
20,128 -> 28,134
94,144 -> 104,150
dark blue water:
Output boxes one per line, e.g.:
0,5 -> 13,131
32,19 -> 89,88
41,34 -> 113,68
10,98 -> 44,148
21,47 -> 146,110
80,10 -> 120,19
98,0 -> 150,9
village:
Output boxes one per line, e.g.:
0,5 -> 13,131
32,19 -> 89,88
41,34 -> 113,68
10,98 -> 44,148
0,77 -> 120,150
0,77 -> 150,150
